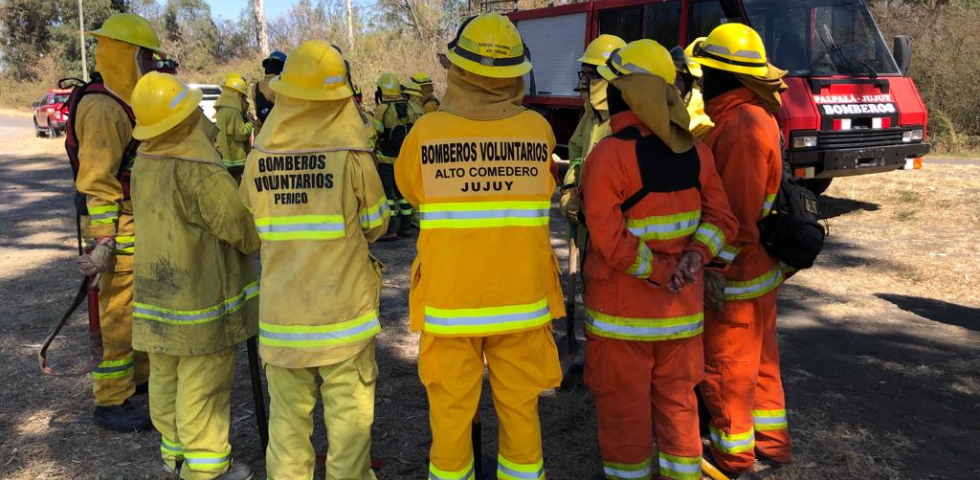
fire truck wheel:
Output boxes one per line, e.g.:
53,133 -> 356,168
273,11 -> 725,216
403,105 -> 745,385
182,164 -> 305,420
804,178 -> 833,195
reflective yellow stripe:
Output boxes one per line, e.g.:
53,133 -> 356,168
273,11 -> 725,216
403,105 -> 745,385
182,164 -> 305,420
724,265 -> 783,301
160,436 -> 183,457
753,409 -> 788,431
497,455 -> 544,480
658,452 -> 701,480
429,459 -> 475,480
692,222 -> 725,257
626,241 -> 653,279
760,193 -> 777,218
717,244 -> 741,264
398,199 -> 414,215
114,235 -> 135,254
626,210 -> 700,240
255,215 -> 346,241
259,310 -> 381,348
182,449 -> 230,470
424,298 -> 551,335
91,355 -> 134,380
419,201 -> 550,230
586,308 -> 703,342
134,281 -> 259,325
88,204 -> 120,225
359,197 -> 390,230
710,426 -> 755,454
223,158 -> 246,168
603,458 -> 653,480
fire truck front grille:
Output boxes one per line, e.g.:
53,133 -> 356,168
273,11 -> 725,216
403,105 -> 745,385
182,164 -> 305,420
818,129 -> 905,149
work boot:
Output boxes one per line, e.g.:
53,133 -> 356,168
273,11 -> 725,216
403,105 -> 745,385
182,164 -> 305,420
92,399 -> 152,433
397,216 -> 413,238
214,460 -> 253,480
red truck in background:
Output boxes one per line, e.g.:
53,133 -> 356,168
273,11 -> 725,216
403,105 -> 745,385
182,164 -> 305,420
33,88 -> 73,138
508,0 -> 930,194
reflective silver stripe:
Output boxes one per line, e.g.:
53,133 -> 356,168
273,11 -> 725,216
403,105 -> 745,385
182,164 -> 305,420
425,305 -> 550,327
587,316 -> 703,338
627,217 -> 699,239
134,282 -> 259,323
603,465 -> 652,479
259,318 -> 380,342
88,211 -> 119,221
658,457 -> 700,474
497,463 -> 544,480
256,223 -> 345,234
421,208 -> 548,221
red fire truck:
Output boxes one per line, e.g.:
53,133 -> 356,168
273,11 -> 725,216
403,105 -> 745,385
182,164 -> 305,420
508,0 -> 930,193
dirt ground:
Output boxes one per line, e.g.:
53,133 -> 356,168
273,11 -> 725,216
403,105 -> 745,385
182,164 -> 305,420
1,129 -> 978,480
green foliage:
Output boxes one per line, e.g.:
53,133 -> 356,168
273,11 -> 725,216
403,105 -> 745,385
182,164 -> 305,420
0,0 -> 60,80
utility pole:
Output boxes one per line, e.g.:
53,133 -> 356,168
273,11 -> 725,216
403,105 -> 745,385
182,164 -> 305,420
346,0 -> 355,48
253,0 -> 269,56
78,0 -> 88,81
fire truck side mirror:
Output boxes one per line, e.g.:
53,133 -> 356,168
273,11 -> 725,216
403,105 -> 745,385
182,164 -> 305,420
893,35 -> 912,76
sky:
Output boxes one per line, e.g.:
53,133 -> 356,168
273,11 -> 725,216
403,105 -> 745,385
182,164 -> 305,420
193,0 -> 369,21
199,0 -> 297,21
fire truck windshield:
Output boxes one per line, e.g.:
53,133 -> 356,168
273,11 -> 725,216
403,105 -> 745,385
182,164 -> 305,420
742,0 -> 900,77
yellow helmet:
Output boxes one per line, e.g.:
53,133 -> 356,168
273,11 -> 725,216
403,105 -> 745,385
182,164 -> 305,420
597,39 -> 676,85
222,73 -> 248,94
403,80 -> 424,98
377,73 -> 402,97
578,34 -> 627,67
131,72 -> 203,140
89,13 -> 165,53
682,38 -> 706,78
691,23 -> 768,76
411,73 -> 434,86
447,13 -> 531,78
270,40 -> 353,101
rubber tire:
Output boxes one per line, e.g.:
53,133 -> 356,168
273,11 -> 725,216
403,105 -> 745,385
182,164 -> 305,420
804,178 -> 833,195
34,120 -> 43,138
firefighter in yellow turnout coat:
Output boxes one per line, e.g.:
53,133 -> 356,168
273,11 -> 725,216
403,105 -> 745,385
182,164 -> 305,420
396,13 -> 565,480
240,41 -> 388,480
73,12 -> 162,432
130,72 -> 258,480
214,73 -> 254,178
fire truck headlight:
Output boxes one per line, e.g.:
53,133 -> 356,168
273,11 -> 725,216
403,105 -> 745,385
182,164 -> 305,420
903,129 -> 924,143
792,135 -> 818,149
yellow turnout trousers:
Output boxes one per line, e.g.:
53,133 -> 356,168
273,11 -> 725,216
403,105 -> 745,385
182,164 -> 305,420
265,341 -> 378,480
420,326 -> 562,480
93,262 -> 149,406
149,346 -> 236,480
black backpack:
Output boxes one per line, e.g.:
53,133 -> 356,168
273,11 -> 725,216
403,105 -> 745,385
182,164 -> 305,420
378,101 -> 413,158
757,160 -> 826,269
615,127 -> 701,213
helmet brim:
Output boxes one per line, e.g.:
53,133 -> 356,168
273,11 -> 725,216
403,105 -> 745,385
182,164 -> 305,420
88,30 -> 166,54
577,54 -> 607,67
447,50 -> 532,79
269,76 -> 354,101
132,88 -> 203,140
691,55 -> 768,77
596,65 -> 618,82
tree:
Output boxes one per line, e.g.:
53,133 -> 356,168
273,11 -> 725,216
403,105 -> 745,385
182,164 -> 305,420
0,0 -> 59,80
253,0 -> 269,56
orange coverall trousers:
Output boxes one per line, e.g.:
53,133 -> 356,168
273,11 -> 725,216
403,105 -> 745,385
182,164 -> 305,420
701,289 -> 791,473
586,335 -> 705,480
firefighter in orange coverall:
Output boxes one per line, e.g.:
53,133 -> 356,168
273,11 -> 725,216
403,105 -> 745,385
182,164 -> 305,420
691,23 -> 791,475
581,39 -> 738,480
395,13 -> 565,480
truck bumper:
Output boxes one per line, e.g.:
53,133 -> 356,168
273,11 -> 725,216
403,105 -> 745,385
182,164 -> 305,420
788,142 -> 931,179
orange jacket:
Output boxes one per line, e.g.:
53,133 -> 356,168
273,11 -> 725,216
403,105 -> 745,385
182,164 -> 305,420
581,111 -> 737,342
395,110 -> 565,338
704,87 -> 783,300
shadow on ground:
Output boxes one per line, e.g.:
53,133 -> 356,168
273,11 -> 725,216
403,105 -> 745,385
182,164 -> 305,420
818,195 -> 880,221
875,294 -> 980,332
